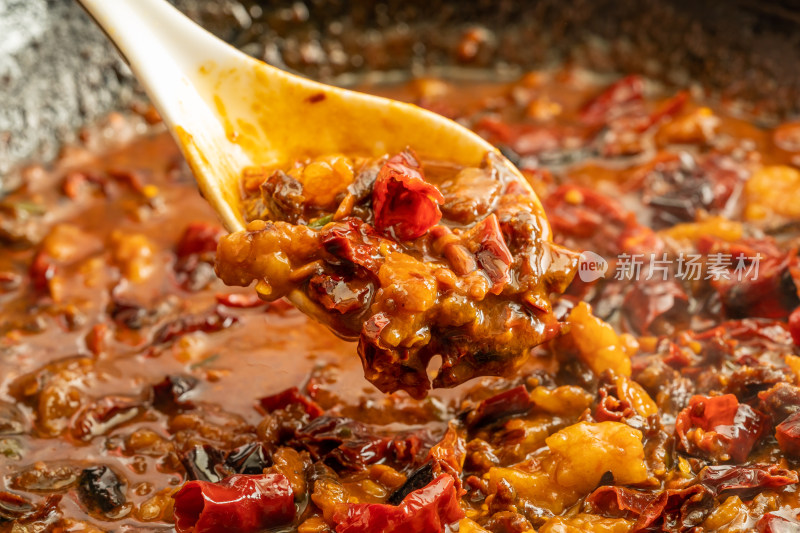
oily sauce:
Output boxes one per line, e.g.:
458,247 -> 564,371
2,69 -> 800,531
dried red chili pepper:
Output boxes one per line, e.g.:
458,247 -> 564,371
362,312 -> 390,345
474,116 -> 563,156
152,375 -> 198,413
258,386 -> 323,419
332,474 -> 464,533
594,385 -> 636,423
372,151 -> 444,240
586,485 -> 713,532
633,485 -> 712,532
635,90 -> 689,132
176,222 -> 225,259
759,382 -> 800,424
675,394 -> 768,462
580,75 -> 645,125
172,473 -> 295,533
585,485 -> 654,518
465,385 -> 532,429
427,422 -> 466,492
697,464 -> 798,495
622,279 -> 689,336
290,415 -> 421,472
150,306 -> 238,347
544,184 -> 661,256
757,510 -> 800,532
776,411 -> 800,456
789,306 -> 800,346
698,237 -> 800,320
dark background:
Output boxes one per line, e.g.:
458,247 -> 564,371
2,0 -> 800,182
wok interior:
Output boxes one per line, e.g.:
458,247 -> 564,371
2,0 -> 800,179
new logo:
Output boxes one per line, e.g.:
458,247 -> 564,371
578,251 -> 608,282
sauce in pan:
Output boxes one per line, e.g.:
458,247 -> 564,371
3,68 -> 800,532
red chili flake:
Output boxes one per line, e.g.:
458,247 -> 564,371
258,386 -> 323,419
85,323 -> 108,356
62,171 -> 89,199
464,214 -> 513,294
427,424 -> 466,493
320,219 -> 390,274
675,394 -> 768,462
580,75 -> 645,125
215,292 -> 267,309
29,251 -> 55,295
306,92 -> 326,103
594,387 -> 635,423
332,474 -> 464,533
172,473 -> 295,533
362,312 -> 390,345
372,151 -> 444,241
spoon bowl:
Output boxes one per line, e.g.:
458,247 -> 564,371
78,0 -> 536,231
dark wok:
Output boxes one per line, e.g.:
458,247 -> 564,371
2,0 -> 800,183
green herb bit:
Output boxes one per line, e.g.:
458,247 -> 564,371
308,214 -> 334,229
9,201 -> 46,214
190,353 -> 221,369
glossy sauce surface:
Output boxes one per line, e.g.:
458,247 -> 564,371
3,69 -> 800,531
